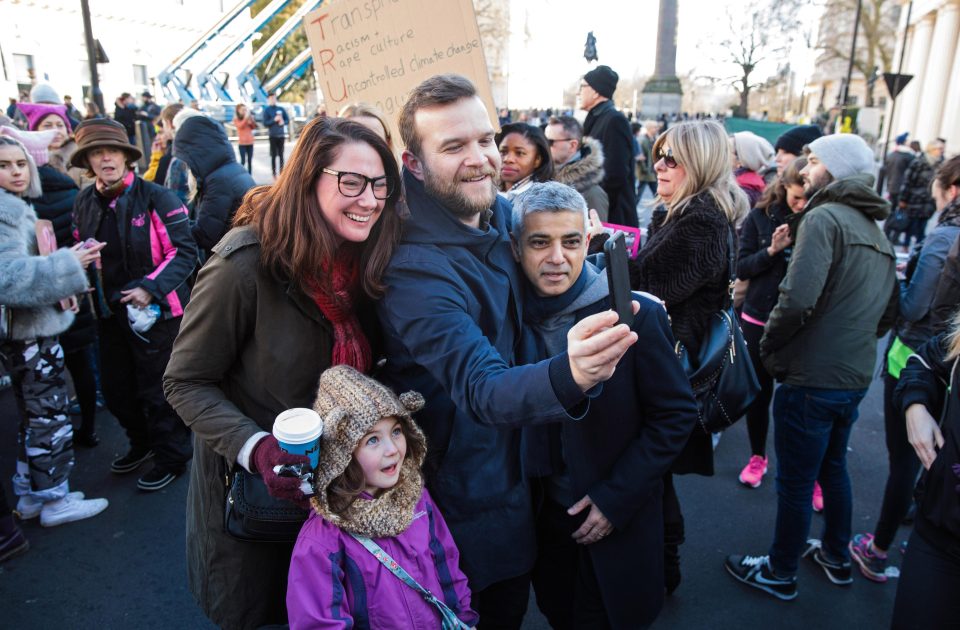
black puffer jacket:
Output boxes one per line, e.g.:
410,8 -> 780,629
32,165 -> 78,245
174,116 -> 255,257
737,201 -> 790,322
30,165 -> 97,350
894,333 -> 960,557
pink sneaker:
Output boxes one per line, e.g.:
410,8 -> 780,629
812,481 -> 824,512
739,455 -> 768,488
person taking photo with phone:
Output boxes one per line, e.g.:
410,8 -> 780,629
513,181 -> 697,628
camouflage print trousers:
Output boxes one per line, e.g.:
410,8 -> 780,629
0,336 -> 73,500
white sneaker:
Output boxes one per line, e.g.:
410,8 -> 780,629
16,491 -> 85,520
40,494 -> 108,527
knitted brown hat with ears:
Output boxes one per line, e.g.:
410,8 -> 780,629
310,365 -> 428,536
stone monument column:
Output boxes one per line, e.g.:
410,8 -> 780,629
641,0 -> 683,117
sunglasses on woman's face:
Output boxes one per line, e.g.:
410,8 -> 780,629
657,147 -> 679,169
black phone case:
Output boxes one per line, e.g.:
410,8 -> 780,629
604,232 -> 633,326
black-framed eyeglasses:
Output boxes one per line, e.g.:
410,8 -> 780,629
547,137 -> 575,146
656,147 -> 679,169
322,168 -> 395,200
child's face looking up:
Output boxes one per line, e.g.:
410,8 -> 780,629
354,417 -> 406,496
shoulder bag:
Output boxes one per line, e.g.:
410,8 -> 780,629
676,226 -> 761,434
223,467 -> 309,543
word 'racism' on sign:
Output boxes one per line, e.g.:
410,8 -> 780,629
303,0 -> 497,146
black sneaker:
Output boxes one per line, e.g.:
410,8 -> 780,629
137,467 -> 179,492
725,554 -> 798,601
803,540 -> 853,585
111,449 -> 154,474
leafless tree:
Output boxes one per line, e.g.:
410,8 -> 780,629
816,0 -> 899,106
713,0 -> 803,118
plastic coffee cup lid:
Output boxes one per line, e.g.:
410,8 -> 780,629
273,408 -> 323,444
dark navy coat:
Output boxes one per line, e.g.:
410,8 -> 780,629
174,115 -> 255,257
522,291 -> 698,627
377,170 -> 586,591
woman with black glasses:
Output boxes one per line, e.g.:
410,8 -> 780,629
632,120 -> 750,594
163,117 -> 402,630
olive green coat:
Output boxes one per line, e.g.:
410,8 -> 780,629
164,226 -> 340,630
760,175 -> 899,389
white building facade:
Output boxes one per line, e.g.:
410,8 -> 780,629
887,0 -> 960,149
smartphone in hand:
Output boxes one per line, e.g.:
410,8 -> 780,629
604,231 -> 633,326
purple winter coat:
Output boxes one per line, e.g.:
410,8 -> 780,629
287,488 -> 478,629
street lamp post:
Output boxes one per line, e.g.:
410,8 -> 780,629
839,0 -> 864,131
80,0 -> 104,114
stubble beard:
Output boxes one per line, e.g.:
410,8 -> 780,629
422,162 -> 499,219
803,171 -> 833,199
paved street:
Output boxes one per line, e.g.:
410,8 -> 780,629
0,154 -> 899,627
1,341 -> 899,629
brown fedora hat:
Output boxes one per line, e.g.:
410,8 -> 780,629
69,118 -> 142,170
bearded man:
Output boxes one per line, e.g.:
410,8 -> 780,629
377,74 -> 639,628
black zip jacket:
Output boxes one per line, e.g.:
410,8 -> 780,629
895,333 -> 960,559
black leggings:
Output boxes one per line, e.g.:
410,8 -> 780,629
238,144 -> 253,174
740,317 -> 774,457
268,137 -> 285,175
873,373 -> 923,551
64,346 -> 97,434
891,529 -> 960,629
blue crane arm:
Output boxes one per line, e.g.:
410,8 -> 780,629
195,0 -> 295,101
157,0 -> 257,101
234,0 -> 323,102
258,48 -> 313,101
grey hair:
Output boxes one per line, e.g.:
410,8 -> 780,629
0,135 -> 42,198
510,181 -> 588,237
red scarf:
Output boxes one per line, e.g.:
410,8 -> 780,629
308,247 -> 371,373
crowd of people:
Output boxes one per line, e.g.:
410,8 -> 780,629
0,61 -> 959,630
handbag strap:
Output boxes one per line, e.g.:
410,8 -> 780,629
349,532 -> 470,630
723,223 -> 736,309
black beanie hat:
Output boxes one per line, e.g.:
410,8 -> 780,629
774,124 -> 823,157
583,65 -> 619,99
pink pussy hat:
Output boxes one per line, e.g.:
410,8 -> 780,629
16,103 -> 72,133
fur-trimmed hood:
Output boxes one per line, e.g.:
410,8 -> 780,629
554,137 -> 606,193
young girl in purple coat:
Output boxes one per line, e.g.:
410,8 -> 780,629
287,365 -> 477,629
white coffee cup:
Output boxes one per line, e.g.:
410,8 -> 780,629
273,408 -> 323,468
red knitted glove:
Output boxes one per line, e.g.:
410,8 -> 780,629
251,435 -> 312,509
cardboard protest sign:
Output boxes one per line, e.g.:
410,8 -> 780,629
303,0 -> 497,146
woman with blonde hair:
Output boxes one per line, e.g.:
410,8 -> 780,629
632,119 -> 749,593
338,103 -> 393,151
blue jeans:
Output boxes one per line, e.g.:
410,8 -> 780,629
768,384 -> 867,576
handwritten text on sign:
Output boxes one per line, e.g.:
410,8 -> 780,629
303,0 -> 497,143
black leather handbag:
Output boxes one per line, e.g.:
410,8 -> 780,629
676,227 -> 761,434
223,468 -> 309,543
